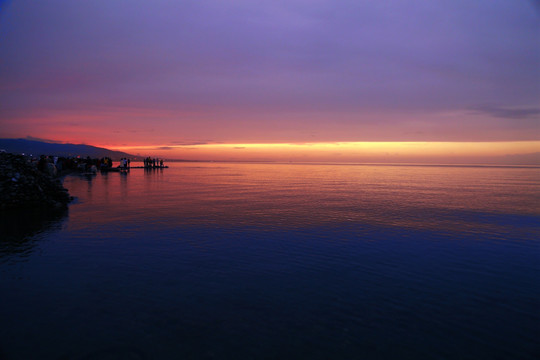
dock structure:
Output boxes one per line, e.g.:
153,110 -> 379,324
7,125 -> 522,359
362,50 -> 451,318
98,157 -> 168,172
131,166 -> 169,169
100,165 -> 169,172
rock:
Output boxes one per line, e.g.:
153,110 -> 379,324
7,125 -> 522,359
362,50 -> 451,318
0,153 -> 72,211
46,162 -> 58,177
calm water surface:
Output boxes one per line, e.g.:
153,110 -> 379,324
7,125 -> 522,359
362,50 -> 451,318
1,162 -> 539,359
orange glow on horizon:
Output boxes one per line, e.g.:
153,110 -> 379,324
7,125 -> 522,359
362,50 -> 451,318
108,141 -> 540,164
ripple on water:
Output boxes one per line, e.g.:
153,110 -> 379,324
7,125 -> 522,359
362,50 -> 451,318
1,163 -> 539,359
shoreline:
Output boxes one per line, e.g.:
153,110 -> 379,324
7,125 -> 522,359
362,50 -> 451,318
0,153 -> 72,211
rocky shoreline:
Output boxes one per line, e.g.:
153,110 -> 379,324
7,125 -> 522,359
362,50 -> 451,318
0,153 -> 72,211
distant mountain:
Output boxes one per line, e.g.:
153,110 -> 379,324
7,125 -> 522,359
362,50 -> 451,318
0,139 -> 134,160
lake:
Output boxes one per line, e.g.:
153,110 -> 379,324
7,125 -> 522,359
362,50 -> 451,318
1,162 -> 539,359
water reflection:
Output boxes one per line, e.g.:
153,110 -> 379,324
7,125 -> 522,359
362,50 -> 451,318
2,163 -> 539,359
60,162 -> 540,237
0,208 -> 67,264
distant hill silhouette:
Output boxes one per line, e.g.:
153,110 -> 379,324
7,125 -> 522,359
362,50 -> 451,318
0,138 -> 134,159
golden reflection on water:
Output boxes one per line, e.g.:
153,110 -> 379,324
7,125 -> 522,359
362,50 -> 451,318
2,164 -> 540,360
63,163 -> 540,233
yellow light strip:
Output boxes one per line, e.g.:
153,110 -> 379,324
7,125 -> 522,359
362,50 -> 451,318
112,141 -> 540,156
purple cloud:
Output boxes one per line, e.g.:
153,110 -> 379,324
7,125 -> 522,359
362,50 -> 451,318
470,105 -> 540,120
0,0 -> 538,143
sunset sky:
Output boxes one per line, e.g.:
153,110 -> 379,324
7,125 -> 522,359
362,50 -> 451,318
0,0 -> 539,162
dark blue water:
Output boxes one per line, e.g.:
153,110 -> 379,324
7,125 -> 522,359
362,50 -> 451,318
1,163 -> 539,359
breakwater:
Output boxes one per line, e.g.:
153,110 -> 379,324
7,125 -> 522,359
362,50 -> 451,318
0,153 -> 72,211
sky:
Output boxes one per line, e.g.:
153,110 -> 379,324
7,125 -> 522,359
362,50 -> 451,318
0,0 -> 539,163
